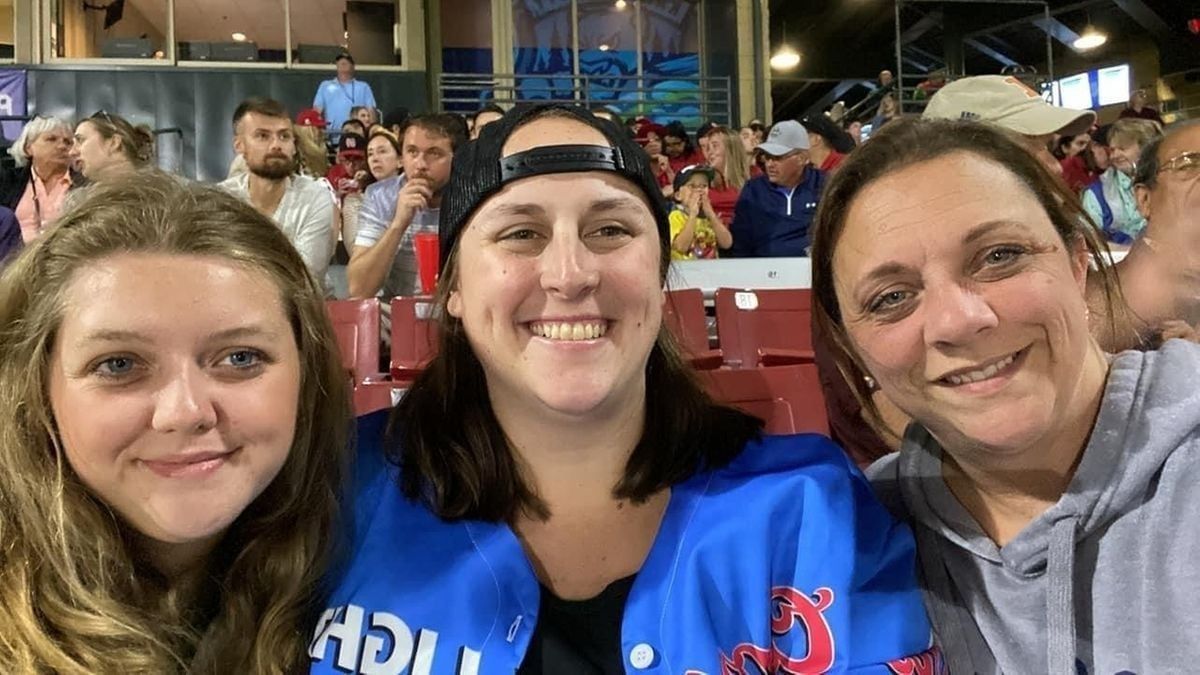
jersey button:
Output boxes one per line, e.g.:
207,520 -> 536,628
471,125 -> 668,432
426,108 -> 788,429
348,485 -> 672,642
629,642 -> 655,669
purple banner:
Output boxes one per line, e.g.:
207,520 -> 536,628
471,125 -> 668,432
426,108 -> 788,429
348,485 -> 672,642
0,69 -> 27,143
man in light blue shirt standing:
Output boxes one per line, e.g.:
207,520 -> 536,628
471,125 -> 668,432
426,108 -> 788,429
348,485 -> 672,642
312,52 -> 377,140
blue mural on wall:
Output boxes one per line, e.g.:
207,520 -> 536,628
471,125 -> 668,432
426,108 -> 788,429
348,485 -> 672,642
443,0 -> 711,123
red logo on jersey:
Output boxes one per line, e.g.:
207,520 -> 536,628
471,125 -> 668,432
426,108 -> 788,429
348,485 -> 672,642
718,586 -> 836,675
887,646 -> 945,675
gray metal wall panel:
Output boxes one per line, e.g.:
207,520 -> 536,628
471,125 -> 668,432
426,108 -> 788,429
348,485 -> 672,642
25,67 -> 428,181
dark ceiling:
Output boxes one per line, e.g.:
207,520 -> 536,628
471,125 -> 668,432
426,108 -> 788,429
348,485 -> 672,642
767,0 -> 1200,121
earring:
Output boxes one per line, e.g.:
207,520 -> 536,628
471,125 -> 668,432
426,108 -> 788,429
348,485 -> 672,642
863,375 -> 877,390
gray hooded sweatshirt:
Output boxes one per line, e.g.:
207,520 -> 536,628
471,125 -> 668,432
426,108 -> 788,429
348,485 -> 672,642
868,339 -> 1200,674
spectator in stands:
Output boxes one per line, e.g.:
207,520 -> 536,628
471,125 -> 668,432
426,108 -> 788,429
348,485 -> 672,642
1119,88 -> 1164,126
922,74 -> 1095,177
341,128 -> 405,251
1,116 -> 76,243
350,105 -> 376,130
662,120 -> 704,173
699,125 -> 750,225
348,113 -> 464,298
325,131 -> 368,201
0,171 -> 349,671
1082,118 -> 1161,246
739,121 -> 766,152
1053,131 -> 1090,160
634,119 -> 674,196
878,69 -> 894,90
913,69 -> 947,100
802,113 -> 854,173
1061,124 -> 1110,193
70,110 -> 155,182
812,116 -> 1200,675
294,123 -> 331,179
220,98 -> 335,292
1117,121 -> 1200,344
669,164 -> 730,259
382,107 -> 410,137
311,102 -> 937,673
340,119 -> 367,139
0,207 -> 18,266
846,119 -> 863,145
312,52 -> 376,139
870,94 -> 900,132
728,120 -> 824,257
471,103 -> 505,140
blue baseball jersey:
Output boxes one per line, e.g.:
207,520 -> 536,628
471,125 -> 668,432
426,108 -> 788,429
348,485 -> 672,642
309,411 -> 942,674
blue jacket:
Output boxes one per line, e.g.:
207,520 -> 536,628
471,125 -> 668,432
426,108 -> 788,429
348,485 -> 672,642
729,169 -> 826,258
309,412 -> 941,674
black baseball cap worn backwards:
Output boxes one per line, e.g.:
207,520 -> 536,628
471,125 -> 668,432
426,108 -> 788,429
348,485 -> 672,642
437,103 -> 671,271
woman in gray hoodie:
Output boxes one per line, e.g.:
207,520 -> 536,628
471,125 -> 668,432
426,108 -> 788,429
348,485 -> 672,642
810,117 -> 1200,674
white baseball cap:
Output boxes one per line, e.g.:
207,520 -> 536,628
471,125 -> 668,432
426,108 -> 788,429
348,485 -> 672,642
923,75 -> 1096,137
756,120 -> 812,156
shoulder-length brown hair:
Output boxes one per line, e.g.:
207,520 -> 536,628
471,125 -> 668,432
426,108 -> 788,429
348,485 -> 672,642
810,117 -> 1129,437
0,171 -> 351,673
390,173 -> 761,523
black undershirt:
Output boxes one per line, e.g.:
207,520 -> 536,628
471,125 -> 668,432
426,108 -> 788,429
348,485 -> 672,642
517,575 -> 636,675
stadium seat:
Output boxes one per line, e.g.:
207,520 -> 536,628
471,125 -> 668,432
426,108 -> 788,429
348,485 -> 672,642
713,288 -> 815,369
389,296 -> 440,382
326,299 -> 395,415
662,288 -> 723,369
696,363 -> 829,436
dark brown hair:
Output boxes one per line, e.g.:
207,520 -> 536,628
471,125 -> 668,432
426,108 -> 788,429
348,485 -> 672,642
401,113 -> 468,153
388,112 -> 761,523
810,117 -> 1127,435
231,97 -> 289,133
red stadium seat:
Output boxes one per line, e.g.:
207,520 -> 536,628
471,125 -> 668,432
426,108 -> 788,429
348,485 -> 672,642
713,288 -> 815,369
326,299 -> 396,415
389,296 -> 440,382
697,363 -> 829,436
663,288 -> 723,369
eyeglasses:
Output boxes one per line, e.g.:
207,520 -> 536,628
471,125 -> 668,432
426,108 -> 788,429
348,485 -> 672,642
1158,151 -> 1200,177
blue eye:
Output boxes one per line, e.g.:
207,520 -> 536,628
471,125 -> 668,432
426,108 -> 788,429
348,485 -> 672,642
868,290 -> 911,314
94,356 -> 137,377
983,246 -> 1025,265
222,350 -> 263,369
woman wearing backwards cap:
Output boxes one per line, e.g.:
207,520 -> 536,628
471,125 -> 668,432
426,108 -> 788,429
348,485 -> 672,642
309,104 -> 939,674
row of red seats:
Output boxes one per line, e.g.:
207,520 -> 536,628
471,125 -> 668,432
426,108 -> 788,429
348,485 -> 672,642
327,288 -> 827,437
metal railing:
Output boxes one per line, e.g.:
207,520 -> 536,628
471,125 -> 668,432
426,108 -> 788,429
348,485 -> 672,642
437,72 -> 733,125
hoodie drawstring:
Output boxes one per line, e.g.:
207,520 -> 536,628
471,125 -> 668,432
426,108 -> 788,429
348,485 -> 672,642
1046,518 -> 1079,674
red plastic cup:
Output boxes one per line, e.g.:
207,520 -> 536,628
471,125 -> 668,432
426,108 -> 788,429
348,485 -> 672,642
413,232 -> 440,295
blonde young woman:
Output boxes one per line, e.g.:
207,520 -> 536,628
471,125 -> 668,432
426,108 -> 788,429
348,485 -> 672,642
700,125 -> 751,225
0,171 -> 351,672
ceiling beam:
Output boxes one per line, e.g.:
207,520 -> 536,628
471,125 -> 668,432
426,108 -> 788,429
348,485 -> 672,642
1032,16 -> 1082,48
1110,0 -> 1173,41
802,79 -> 870,119
899,9 -> 944,45
963,0 -> 1107,40
964,37 -> 1018,67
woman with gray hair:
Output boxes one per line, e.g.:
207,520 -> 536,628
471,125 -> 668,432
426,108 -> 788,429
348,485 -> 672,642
0,115 -> 77,244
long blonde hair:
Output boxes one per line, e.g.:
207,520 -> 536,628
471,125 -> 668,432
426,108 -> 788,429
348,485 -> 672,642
294,123 -> 330,177
710,127 -> 750,191
0,170 -> 351,673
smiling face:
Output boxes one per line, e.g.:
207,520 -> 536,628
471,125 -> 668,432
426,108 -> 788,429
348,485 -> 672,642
446,115 -> 664,420
48,253 -> 301,550
832,151 -> 1105,456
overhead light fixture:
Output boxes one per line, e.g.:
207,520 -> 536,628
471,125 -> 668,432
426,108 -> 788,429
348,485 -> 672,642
599,44 -> 611,52
1073,27 -> 1107,50
231,32 -> 247,42
770,46 -> 800,71
615,0 -> 628,9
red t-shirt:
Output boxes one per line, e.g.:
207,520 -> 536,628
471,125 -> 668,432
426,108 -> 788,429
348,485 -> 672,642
1060,154 -> 1100,193
668,149 -> 706,175
820,151 -> 847,173
707,183 -> 740,226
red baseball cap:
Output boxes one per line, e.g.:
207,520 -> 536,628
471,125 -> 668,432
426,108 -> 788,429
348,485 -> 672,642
296,108 -> 328,128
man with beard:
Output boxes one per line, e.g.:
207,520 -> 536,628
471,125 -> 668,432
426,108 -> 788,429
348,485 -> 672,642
221,97 -> 335,293
348,113 -> 464,298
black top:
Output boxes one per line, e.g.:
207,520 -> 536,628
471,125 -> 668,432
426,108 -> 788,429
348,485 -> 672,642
517,575 -> 636,675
